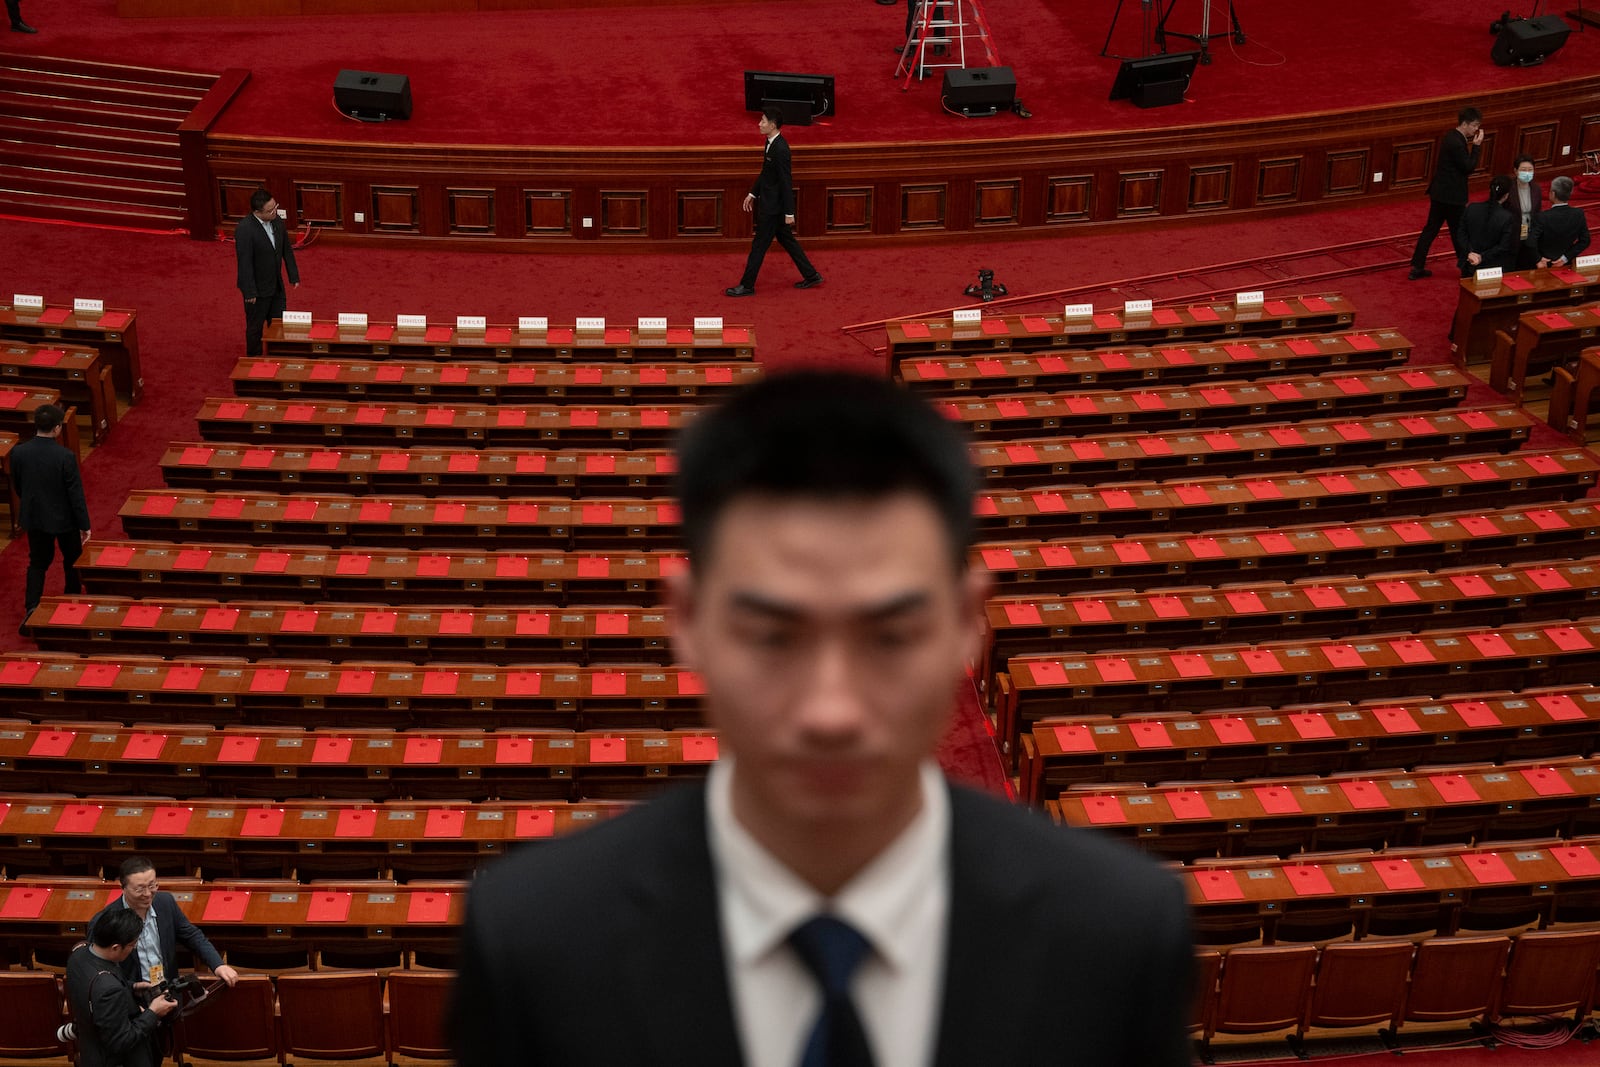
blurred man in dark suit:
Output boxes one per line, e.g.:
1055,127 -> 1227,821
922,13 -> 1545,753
1530,175 -> 1591,270
726,106 -> 821,297
234,187 -> 300,355
1408,106 -> 1483,280
13,403 -> 89,629
65,909 -> 178,1067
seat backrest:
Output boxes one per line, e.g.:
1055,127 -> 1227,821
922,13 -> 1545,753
1403,936 -> 1511,1024
1302,940 -> 1414,1033
1208,945 -> 1318,1040
0,971 -> 64,1057
174,974 -> 277,1060
277,971 -> 386,1058
1496,929 -> 1600,1021
387,970 -> 456,1059
1189,951 -> 1222,1034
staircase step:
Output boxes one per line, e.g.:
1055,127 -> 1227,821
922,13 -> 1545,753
0,115 -> 181,158
0,70 -> 207,113
0,53 -> 217,94
0,188 -> 186,228
0,139 -> 184,182
0,89 -> 190,132
0,164 -> 185,209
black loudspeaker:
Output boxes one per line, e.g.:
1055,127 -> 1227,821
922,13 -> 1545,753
1491,15 -> 1571,66
1109,51 -> 1199,109
941,66 -> 1017,116
334,69 -> 413,121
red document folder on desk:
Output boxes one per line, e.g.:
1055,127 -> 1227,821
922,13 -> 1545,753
240,808 -> 284,837
0,887 -> 51,918
408,891 -> 451,923
203,890 -> 250,922
1081,796 -> 1125,825
424,809 -> 466,838
307,892 -> 352,922
1193,869 -> 1244,901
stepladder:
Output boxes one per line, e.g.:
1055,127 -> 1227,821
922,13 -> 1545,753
897,0 -> 1002,89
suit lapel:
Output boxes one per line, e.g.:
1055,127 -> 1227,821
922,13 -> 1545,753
617,787 -> 744,1066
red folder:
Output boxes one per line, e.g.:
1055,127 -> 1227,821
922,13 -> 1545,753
1374,858 -> 1424,890
682,736 -> 719,762
0,887 -> 51,919
1081,796 -> 1126,824
516,809 -> 555,838
306,892 -> 352,922
335,809 -> 377,838
202,890 -> 250,922
1051,724 -> 1095,752
589,737 -> 627,763
407,891 -> 451,923
239,808 -> 284,836
1193,869 -> 1244,901
1168,792 -> 1212,820
1463,853 -> 1515,884
147,807 -> 192,836
1283,865 -> 1335,896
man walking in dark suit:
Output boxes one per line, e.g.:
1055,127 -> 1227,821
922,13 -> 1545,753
726,106 -> 822,297
234,187 -> 300,355
13,403 -> 90,629
453,372 -> 1193,1067
1530,175 -> 1591,269
1408,106 -> 1483,280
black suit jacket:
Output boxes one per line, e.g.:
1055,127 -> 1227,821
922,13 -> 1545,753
1529,203 -> 1592,265
65,947 -> 162,1067
1456,200 -> 1518,274
453,781 -> 1193,1066
87,892 -> 226,984
10,434 -> 89,534
234,213 -> 299,301
749,133 -> 797,218
1426,128 -> 1480,206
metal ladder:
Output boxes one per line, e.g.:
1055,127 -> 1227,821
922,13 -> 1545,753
897,0 -> 1001,90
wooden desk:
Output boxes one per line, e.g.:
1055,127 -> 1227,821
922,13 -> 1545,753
1001,618 -> 1600,753
195,396 -> 695,450
0,430 -> 16,535
985,557 -> 1600,678
0,652 -> 710,730
886,294 -> 1357,365
896,327 -> 1408,397
972,406 -> 1530,487
974,501 -> 1600,594
1488,301 -> 1600,397
0,341 -> 118,444
261,320 -> 755,362
971,449 -> 1599,541
118,490 -> 683,552
0,387 -> 82,458
76,539 -> 686,606
1548,346 -> 1600,441
1020,686 -> 1600,802
938,366 -> 1471,440
232,356 -> 760,404
0,304 -> 142,403
0,724 -> 717,803
27,595 -> 674,666
1049,758 -> 1600,861
1450,265 -> 1600,365
159,442 -> 678,499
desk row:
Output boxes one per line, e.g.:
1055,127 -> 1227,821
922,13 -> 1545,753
984,557 -> 1600,666
885,294 -> 1357,360
1549,345 -> 1600,441
75,539 -> 685,605
1488,298 -> 1600,398
0,388 -> 83,455
0,303 -> 142,401
999,617 -> 1600,742
940,366 -> 1469,438
977,500 -> 1600,593
0,724 -> 718,802
232,355 -> 760,403
1450,262 -> 1600,362
1020,686 -> 1600,801
1047,756 -> 1600,862
969,450 -> 1598,539
26,594 -> 675,665
196,396 -> 691,449
0,340 -> 118,444
896,327 -> 1408,396
261,319 -> 754,361
0,652 -> 710,729
119,491 -> 683,551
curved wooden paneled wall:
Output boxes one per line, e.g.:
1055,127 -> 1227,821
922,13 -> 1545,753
200,77 -> 1600,250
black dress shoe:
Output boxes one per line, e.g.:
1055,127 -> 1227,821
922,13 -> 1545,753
893,44 -> 906,54
724,285 -> 755,297
11,20 -> 37,32
795,275 -> 823,289
1407,267 -> 1432,280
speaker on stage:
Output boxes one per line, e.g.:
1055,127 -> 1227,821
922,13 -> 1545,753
941,67 -> 1017,117
1109,51 -> 1199,109
334,69 -> 413,121
1491,15 -> 1570,66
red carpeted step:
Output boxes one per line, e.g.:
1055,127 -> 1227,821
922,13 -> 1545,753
0,164 -> 185,211
0,71 -> 207,113
0,52 -> 218,94
0,116 -> 182,159
0,89 -> 191,133
0,140 -> 186,182
0,188 -> 185,227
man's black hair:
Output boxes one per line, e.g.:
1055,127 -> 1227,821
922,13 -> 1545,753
1514,153 -> 1535,169
1458,106 -> 1482,126
1488,174 -> 1512,203
249,187 -> 274,213
761,104 -> 784,129
674,371 -> 977,570
91,907 -> 143,949
118,855 -> 156,885
32,403 -> 64,434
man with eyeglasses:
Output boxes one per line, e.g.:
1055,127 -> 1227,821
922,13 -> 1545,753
87,857 -> 238,1026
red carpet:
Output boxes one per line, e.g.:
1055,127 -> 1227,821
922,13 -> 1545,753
4,0 -> 1598,147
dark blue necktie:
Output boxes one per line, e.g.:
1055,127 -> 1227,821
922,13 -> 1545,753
788,915 -> 876,1067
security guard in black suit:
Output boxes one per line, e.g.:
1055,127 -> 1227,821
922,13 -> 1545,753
13,403 -> 90,628
726,107 -> 821,296
234,187 -> 301,355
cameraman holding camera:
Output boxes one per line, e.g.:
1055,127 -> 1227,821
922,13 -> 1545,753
64,909 -> 179,1067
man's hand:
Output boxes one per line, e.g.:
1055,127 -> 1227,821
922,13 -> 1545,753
149,994 -> 179,1019
1467,252 -> 1482,266
79,529 -> 90,545
1539,258 -> 1552,269
292,283 -> 300,289
214,964 -> 239,987
1471,129 -> 1484,146
742,193 -> 755,214
784,214 -> 795,225
244,297 -> 256,304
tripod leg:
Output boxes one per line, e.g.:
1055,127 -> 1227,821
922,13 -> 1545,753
1101,0 -> 1130,57
1231,0 -> 1246,44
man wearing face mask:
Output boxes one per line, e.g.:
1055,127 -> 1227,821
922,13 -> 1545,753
1512,155 -> 1544,270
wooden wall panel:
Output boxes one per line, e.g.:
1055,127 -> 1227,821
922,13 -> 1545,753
973,180 -> 1020,227
216,178 -> 263,226
1187,164 -> 1232,212
1325,150 -> 1370,198
1044,176 -> 1092,223
524,190 -> 571,236
900,184 -> 947,230
1388,142 -> 1430,190
370,186 -> 420,233
675,191 -> 722,236
1256,157 -> 1301,205
1117,170 -> 1162,218
1581,114 -> 1600,156
1516,122 -> 1560,166
600,191 -> 647,236
293,182 -> 342,227
447,188 -> 495,234
825,187 -> 872,233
